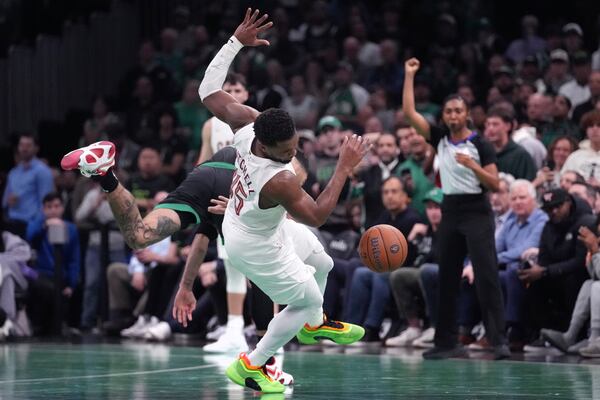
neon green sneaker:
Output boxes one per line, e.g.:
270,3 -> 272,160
296,316 -> 365,345
225,353 -> 285,393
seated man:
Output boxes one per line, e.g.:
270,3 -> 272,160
0,216 -> 32,339
519,188 -> 596,351
386,188 -> 442,347
26,193 -> 80,335
344,176 -> 420,343
495,180 -> 549,349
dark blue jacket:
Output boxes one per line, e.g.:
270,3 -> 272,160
26,216 -> 80,288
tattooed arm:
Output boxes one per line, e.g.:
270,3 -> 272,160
173,233 -> 210,327
106,184 -> 181,249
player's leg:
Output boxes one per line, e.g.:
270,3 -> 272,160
107,185 -> 181,249
204,252 -> 249,353
61,141 -> 181,249
284,219 -> 364,345
248,283 -> 294,385
283,219 -> 333,295
304,250 -> 334,295
225,277 -> 323,393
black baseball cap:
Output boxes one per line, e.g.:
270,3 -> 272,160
541,188 -> 570,210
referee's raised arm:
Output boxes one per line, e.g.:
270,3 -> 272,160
402,58 -> 431,140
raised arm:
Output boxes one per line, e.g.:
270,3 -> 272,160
198,8 -> 272,132
264,135 -> 370,227
402,58 -> 431,140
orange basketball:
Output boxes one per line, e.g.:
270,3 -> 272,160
358,224 -> 408,273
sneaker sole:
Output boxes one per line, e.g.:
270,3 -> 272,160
225,363 -> 284,393
60,141 -> 115,176
579,351 -> 600,358
297,325 -> 365,345
60,149 -> 84,170
541,335 -> 568,353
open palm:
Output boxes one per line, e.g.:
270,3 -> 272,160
173,288 -> 196,327
233,8 -> 273,47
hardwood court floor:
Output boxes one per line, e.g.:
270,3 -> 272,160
1,342 -> 600,399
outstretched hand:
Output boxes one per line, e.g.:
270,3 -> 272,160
233,8 -> 273,47
173,287 -> 196,328
338,134 -> 371,174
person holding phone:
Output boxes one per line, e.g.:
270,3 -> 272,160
533,136 -> 578,191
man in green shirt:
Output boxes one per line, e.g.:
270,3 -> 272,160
174,79 -> 211,151
484,106 -> 537,181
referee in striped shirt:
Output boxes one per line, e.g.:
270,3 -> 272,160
403,58 -> 510,360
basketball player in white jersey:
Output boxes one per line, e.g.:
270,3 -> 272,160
196,73 -> 248,165
198,9 -> 369,393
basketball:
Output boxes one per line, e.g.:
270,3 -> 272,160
358,224 -> 408,272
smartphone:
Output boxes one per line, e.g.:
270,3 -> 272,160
520,260 -> 532,270
543,159 -> 556,170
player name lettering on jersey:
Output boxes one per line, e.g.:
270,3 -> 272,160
237,155 -> 255,191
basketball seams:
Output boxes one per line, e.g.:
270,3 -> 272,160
358,224 -> 408,273
375,226 -> 391,272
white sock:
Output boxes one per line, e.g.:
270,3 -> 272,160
226,314 -> 244,333
248,279 -> 322,366
306,307 -> 324,328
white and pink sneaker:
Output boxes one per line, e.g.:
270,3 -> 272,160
61,141 -> 116,177
264,356 -> 294,386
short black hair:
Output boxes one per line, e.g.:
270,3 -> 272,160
43,192 -> 62,205
225,72 -> 247,88
139,143 -> 162,154
382,175 -> 404,190
156,106 -> 179,127
254,108 -> 296,147
571,182 -> 597,200
377,132 -> 400,147
555,94 -> 572,110
487,105 -> 514,124
442,94 -> 470,111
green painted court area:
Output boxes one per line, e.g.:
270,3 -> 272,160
1,343 -> 600,399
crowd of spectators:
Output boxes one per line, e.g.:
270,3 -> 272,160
0,2 -> 599,358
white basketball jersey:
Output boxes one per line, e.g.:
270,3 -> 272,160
210,117 -> 235,154
223,123 -> 294,235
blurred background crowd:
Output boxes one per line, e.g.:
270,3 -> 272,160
0,0 -> 599,357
